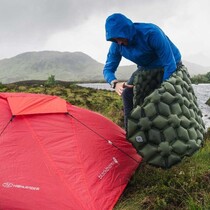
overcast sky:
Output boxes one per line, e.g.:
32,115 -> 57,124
0,0 -> 210,66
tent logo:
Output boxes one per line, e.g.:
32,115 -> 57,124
112,157 -> 118,164
98,157 -> 119,180
2,182 -> 13,188
2,182 -> 40,191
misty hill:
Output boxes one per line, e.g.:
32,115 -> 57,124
0,51 -> 137,84
0,51 -> 209,84
0,51 -> 103,83
183,60 -> 210,76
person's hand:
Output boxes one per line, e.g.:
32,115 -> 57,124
115,82 -> 133,96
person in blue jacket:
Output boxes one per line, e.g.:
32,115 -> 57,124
103,13 -> 182,129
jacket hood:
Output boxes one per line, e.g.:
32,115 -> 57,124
105,13 -> 136,43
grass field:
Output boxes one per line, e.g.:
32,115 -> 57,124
1,81 -> 209,210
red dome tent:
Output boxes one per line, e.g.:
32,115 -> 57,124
0,93 -> 141,210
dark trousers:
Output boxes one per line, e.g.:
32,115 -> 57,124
122,87 -> 133,130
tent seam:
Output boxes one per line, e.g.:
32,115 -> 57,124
23,116 -> 87,210
70,114 -> 97,210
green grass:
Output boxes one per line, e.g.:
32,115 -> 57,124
0,81 -> 210,210
114,136 -> 210,210
0,82 -> 125,126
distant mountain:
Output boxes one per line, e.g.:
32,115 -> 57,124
0,51 -> 209,84
0,51 -> 103,83
184,53 -> 210,67
183,60 -> 210,76
0,51 -> 136,84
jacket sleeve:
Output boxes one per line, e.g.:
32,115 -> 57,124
148,28 -> 177,81
103,43 -> 122,84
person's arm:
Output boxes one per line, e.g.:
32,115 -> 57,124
103,43 -> 122,84
148,28 -> 177,81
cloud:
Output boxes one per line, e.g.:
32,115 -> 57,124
0,0 -> 184,42
160,0 -> 210,65
0,0 -> 87,41
0,0 -> 209,66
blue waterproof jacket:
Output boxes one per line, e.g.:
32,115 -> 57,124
103,13 -> 181,84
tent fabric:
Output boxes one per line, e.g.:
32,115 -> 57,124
6,93 -> 68,115
127,65 -> 205,168
0,92 -> 141,210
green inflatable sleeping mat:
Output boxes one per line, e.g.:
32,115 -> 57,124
127,64 -> 206,169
